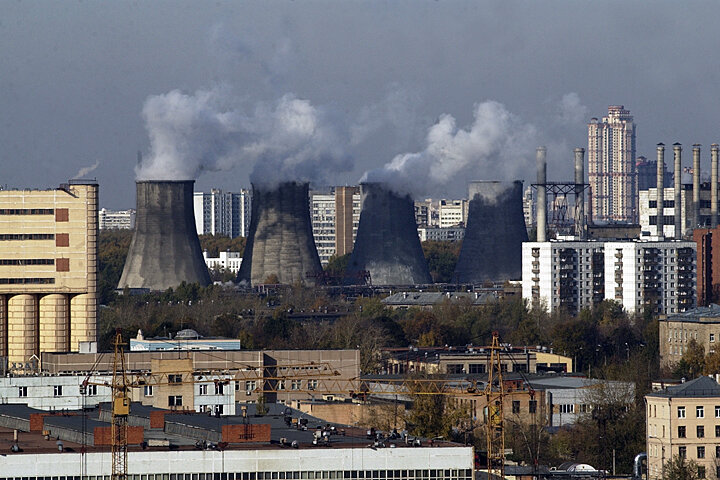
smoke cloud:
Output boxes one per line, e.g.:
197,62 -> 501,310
361,100 -> 538,196
75,160 -> 100,179
135,86 -> 350,186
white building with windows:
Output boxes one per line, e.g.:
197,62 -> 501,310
311,191 -> 337,265
194,189 -> 251,238
203,250 -> 242,274
438,200 -> 467,228
417,226 -> 465,242
523,240 -> 696,315
98,208 -> 135,230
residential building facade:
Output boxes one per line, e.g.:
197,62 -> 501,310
203,250 -> 242,274
310,187 -> 361,265
659,305 -> 720,368
417,226 -> 465,242
193,189 -> 251,238
587,106 -> 637,223
98,208 -> 135,230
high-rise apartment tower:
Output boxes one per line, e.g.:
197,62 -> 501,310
587,106 -> 637,223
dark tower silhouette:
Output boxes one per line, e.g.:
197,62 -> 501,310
454,181 -> 527,283
345,182 -> 431,285
237,182 -> 322,286
119,180 -> 210,291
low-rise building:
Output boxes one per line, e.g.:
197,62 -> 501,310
203,250 -> 242,274
129,328 -> 243,351
659,305 -> 720,368
417,226 -> 465,242
98,207 -> 136,229
646,376 -> 720,480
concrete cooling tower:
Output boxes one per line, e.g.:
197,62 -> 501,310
118,181 -> 211,291
237,182 -> 322,286
345,183 -> 432,286
453,180 -> 527,283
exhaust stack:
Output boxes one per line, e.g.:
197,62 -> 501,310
119,181 -> 211,291
237,182 -> 322,287
453,181 -> 528,284
345,183 -> 431,285
673,143 -> 682,238
574,148 -> 586,240
536,147 -> 547,242
656,144 -> 665,238
693,145 -> 701,228
712,144 -> 719,228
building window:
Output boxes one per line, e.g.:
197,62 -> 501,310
86,384 -> 97,396
245,381 -> 256,395
53,385 -> 63,397
529,400 -> 537,413
291,380 -> 301,391
678,406 -> 686,418
213,405 -> 223,415
308,379 -> 318,390
277,380 -> 285,390
469,364 -> 486,374
678,426 -> 686,438
711,334 -> 715,343
215,383 -> 224,395
699,466 -> 706,479
144,385 -> 153,397
698,425 -> 705,438
698,446 -> 705,459
559,404 -> 574,414
18,386 -> 27,397
168,395 -> 182,407
679,446 -> 687,459
698,406 -> 705,418
512,401 -> 520,414
199,384 -> 208,395
168,374 -> 182,384
447,364 -> 464,374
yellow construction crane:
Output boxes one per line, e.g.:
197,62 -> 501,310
99,332 -> 508,480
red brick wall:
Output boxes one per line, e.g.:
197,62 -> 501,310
222,424 -> 271,443
94,426 -> 144,446
30,413 -> 47,432
150,410 -> 169,429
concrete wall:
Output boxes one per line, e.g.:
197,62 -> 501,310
345,183 -> 431,286
238,182 -> 322,286
454,181 -> 528,283
119,181 -> 211,291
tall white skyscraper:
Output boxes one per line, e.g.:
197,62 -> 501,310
193,189 -> 251,238
587,105 -> 637,223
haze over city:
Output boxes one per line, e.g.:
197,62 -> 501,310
3,1 -> 720,208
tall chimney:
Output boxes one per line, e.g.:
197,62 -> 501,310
536,147 -> 547,242
673,143 -> 682,238
656,144 -> 665,238
693,144 -> 701,228
574,148 -> 585,240
712,144 -> 719,228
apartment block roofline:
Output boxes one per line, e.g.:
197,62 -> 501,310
646,375 -> 720,398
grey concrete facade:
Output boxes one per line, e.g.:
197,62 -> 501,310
454,181 -> 528,283
237,182 -> 322,286
119,181 -> 211,291
345,183 -> 431,285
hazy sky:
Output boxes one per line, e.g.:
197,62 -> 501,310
2,1 -> 720,208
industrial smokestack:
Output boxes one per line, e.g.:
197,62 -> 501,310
574,148 -> 586,240
119,181 -> 211,291
454,181 -> 528,284
693,144 -> 701,228
536,147 -> 547,242
656,144 -> 665,238
345,183 -> 431,285
712,144 -> 719,228
673,143 -> 682,238
237,182 -> 322,286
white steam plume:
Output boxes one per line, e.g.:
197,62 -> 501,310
361,100 -> 537,196
135,86 -> 350,185
75,160 -> 100,178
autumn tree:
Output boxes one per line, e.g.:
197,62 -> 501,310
663,455 -> 700,480
674,339 -> 705,379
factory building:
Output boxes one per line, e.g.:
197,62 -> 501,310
587,106 -> 637,223
193,188 -> 251,238
638,184 -> 713,238
522,240 -> 696,315
0,180 -> 98,365
98,208 -> 135,230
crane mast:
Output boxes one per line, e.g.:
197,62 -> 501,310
485,332 -> 505,479
111,331 -> 130,480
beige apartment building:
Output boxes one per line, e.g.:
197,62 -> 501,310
659,305 -> 720,368
0,181 -> 98,365
646,376 -> 720,480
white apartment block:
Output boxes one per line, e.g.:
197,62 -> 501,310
523,241 -> 605,315
639,184 -> 712,238
98,208 -> 135,230
523,186 -> 535,233
203,250 -> 242,274
193,189 -> 251,238
417,226 -> 465,242
523,240 -> 696,315
310,188 -> 361,265
439,200 -> 467,227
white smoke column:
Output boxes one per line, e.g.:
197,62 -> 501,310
362,100 -> 537,196
75,160 -> 100,178
136,86 -> 350,184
